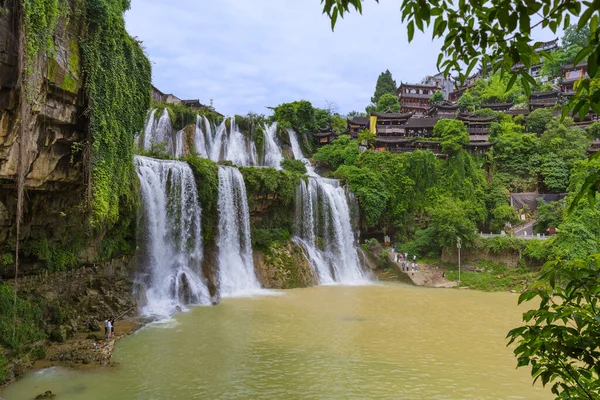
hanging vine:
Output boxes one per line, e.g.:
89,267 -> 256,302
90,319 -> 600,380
81,0 -> 151,228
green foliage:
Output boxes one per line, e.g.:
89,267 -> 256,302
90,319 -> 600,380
445,261 -> 537,291
357,129 -> 376,148
508,256 -> 600,399
23,0 -> 64,72
535,200 -> 564,234
428,197 -> 477,248
375,93 -> 400,113
22,233 -> 84,272
473,108 -> 500,118
239,166 -> 304,207
476,73 -> 526,104
185,155 -> 219,244
587,122 -> 600,139
525,108 -> 553,135
429,90 -> 444,104
0,285 -> 45,351
457,91 -> 477,111
371,69 -> 397,104
251,228 -> 291,250
82,0 -> 152,227
334,165 -> 389,227
331,113 -> 348,134
281,159 -> 307,174
312,135 -> 359,170
433,119 -> 469,154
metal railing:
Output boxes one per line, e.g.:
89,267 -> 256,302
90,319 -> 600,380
478,232 -> 550,240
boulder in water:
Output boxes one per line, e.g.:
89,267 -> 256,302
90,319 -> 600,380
34,391 -> 56,399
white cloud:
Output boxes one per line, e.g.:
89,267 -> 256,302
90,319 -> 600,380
125,0 -> 561,116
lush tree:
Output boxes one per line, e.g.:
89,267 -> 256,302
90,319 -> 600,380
538,153 -> 570,192
331,113 -> 347,133
357,129 -> 377,149
428,197 -> 477,248
429,90 -> 444,104
473,108 -> 500,118
563,24 -> 591,49
334,165 -> 390,227
371,69 -> 397,104
478,73 -> 526,104
312,135 -> 359,170
525,108 -> 554,135
281,159 -> 307,174
457,91 -> 476,112
535,200 -> 564,234
347,110 -> 367,118
536,118 -> 589,171
508,256 -> 600,400
433,119 -> 469,154
376,93 -> 401,113
586,122 -> 600,139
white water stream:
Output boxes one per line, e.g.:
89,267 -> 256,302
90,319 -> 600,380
135,156 -> 210,316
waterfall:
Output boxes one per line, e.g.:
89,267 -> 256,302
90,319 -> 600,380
173,129 -> 185,159
194,115 -> 209,158
135,156 -> 210,316
287,128 -> 306,163
216,166 -> 261,296
263,122 -> 283,168
142,109 -> 157,151
295,178 -> 366,284
141,108 -> 174,155
289,128 -> 367,284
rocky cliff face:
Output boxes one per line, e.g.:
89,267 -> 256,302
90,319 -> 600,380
0,0 -> 100,276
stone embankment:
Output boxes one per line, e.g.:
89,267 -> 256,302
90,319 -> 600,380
385,252 -> 458,288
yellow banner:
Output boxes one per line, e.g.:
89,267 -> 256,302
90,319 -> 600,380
370,115 -> 377,135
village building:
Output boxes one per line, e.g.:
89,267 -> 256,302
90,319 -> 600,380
560,62 -> 588,96
480,101 -> 513,112
513,39 -> 559,82
458,114 -> 493,135
370,111 -> 412,135
311,128 -> 337,146
152,85 -> 181,104
420,72 -> 454,100
346,117 -> 370,139
588,139 -> 600,155
428,102 -> 459,118
529,91 -> 561,110
397,83 -> 440,115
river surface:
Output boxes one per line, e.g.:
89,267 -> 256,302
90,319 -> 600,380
2,283 -> 550,399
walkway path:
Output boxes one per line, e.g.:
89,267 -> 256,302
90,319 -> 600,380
387,252 -> 457,288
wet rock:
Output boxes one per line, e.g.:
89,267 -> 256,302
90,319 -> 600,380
50,325 -> 67,343
35,390 -> 56,399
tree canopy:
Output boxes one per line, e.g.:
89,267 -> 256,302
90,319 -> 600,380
376,93 -> 401,113
371,69 -> 397,104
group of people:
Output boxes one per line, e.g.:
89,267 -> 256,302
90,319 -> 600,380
104,317 -> 115,340
392,246 -> 419,272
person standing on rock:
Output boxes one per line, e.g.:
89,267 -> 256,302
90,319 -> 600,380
110,318 -> 115,339
106,319 -> 112,340
104,318 -> 110,339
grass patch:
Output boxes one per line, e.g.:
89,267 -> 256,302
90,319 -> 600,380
444,261 -> 537,292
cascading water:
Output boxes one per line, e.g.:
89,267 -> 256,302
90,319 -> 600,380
135,156 -> 210,316
263,122 -> 283,168
287,127 -> 306,163
288,129 -> 367,284
142,108 -> 173,153
193,115 -> 209,158
173,129 -> 185,159
216,166 -> 261,296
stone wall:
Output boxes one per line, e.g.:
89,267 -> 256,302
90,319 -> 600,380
441,246 -> 521,268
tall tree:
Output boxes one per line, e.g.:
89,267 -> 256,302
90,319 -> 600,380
375,93 -> 401,113
371,70 -> 397,104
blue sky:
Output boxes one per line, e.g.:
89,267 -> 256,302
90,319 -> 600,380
125,1 -> 561,116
